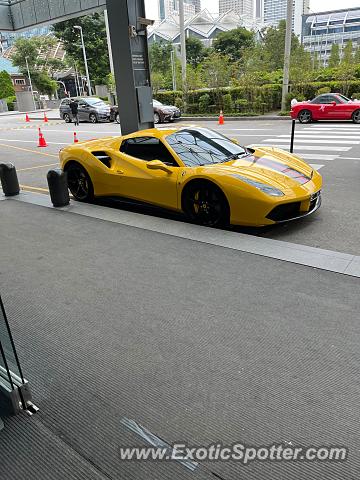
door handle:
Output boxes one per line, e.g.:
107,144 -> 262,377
116,170 -> 124,174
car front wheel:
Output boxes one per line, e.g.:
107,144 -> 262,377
154,112 -> 160,124
182,182 -> 229,227
66,163 -> 94,202
298,109 -> 312,124
115,113 -> 120,124
352,109 -> 360,123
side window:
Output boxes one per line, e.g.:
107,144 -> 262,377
322,95 -> 337,104
313,95 -> 326,104
120,137 -> 178,166
62,99 -> 70,106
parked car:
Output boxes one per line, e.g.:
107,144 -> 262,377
110,99 -> 181,124
60,126 -> 322,227
291,93 -> 360,123
60,97 -> 111,123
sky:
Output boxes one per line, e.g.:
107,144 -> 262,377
145,0 -> 359,19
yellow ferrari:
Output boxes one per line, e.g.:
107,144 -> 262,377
59,127 -> 322,227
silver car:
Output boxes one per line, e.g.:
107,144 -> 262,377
60,97 -> 111,123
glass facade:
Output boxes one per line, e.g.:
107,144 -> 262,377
302,8 -> 360,66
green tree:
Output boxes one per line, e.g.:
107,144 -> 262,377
328,44 -> 340,68
261,20 -> 300,71
53,13 -> 110,85
11,36 -> 61,95
213,27 -> 255,62
0,71 -> 15,99
186,37 -> 208,67
354,45 -> 360,64
342,41 -> 353,65
149,42 -> 173,75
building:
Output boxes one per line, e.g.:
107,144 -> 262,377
149,9 -> 268,47
261,0 -> 310,36
0,25 -> 51,53
302,7 -> 360,66
0,56 -> 29,94
219,0 -> 254,18
159,0 -> 201,21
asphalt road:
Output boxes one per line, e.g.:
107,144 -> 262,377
0,112 -> 359,255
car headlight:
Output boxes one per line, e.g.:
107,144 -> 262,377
232,174 -> 284,196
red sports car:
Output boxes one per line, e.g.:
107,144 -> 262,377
291,93 -> 360,124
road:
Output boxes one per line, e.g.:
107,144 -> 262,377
0,113 -> 359,255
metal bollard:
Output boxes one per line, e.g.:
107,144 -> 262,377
0,163 -> 20,196
290,119 -> 296,154
47,169 -> 70,208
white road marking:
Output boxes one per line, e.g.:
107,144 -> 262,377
277,134 -> 360,140
295,154 -> 337,160
0,138 -> 68,145
264,138 -> 360,144
259,145 -> 350,151
309,164 -> 325,170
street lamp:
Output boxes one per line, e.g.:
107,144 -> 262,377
25,56 -> 36,110
74,25 -> 92,96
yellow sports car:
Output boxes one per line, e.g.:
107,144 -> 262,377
59,127 -> 322,227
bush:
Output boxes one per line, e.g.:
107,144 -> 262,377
222,93 -> 233,112
316,86 -> 331,95
198,93 -> 210,113
174,96 -> 183,109
351,92 -> 360,100
6,95 -> 16,111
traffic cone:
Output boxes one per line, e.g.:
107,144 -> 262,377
25,113 -> 30,122
218,110 -> 224,125
38,128 -> 47,148
44,112 -> 48,123
73,132 -> 79,143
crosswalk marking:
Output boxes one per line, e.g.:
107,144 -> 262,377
259,145 -> 350,151
264,138 -> 360,144
309,164 -> 325,170
260,123 -> 357,172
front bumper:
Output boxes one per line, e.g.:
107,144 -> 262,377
266,190 -> 322,223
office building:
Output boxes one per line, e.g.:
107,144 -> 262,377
302,7 -> 360,66
261,0 -> 310,36
219,0 -> 254,18
159,0 -> 201,21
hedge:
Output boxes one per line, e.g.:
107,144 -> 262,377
155,80 -> 360,115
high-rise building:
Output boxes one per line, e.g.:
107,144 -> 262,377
302,7 -> 360,66
261,0 -> 310,36
159,0 -> 201,21
219,0 -> 254,18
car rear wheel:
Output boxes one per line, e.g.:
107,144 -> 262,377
182,182 -> 229,227
115,113 -> 120,124
89,113 -> 98,123
64,113 -> 72,123
66,163 -> 94,202
154,112 -> 160,124
298,109 -> 312,124
352,109 -> 360,123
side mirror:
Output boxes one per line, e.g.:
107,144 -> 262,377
230,138 -> 240,145
146,159 -> 173,174
331,101 -> 336,106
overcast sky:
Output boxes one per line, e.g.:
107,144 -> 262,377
145,0 -> 359,19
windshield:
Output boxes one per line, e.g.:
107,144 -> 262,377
338,94 -> 350,102
85,98 -> 105,106
166,128 -> 248,167
153,100 -> 163,106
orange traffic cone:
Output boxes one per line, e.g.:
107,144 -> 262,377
25,113 -> 30,122
44,112 -> 48,123
218,110 -> 224,125
73,132 -> 79,143
38,128 -> 47,148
